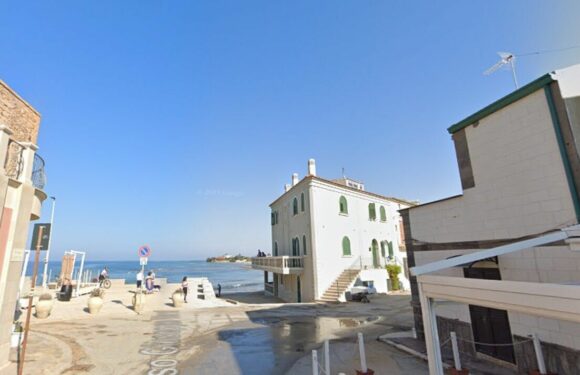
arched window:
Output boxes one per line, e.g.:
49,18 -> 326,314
368,203 -> 376,221
293,197 -> 298,215
380,206 -> 387,222
292,237 -> 300,256
342,236 -> 351,256
339,196 -> 348,214
380,241 -> 386,257
274,242 -> 278,256
302,235 -> 307,255
301,193 -> 305,212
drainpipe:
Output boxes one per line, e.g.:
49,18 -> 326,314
544,84 -> 580,222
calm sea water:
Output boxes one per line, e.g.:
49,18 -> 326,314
26,260 -> 263,294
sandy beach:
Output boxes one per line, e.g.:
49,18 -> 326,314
3,283 -> 429,375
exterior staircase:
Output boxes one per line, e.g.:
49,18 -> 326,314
317,269 -> 360,303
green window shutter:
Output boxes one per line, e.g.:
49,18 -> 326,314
301,193 -> 305,212
339,196 -> 348,214
342,236 -> 351,256
302,235 -> 307,255
380,206 -> 386,222
381,241 -> 386,257
388,241 -> 394,258
369,203 -> 376,220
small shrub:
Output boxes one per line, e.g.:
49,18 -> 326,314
39,293 -> 53,301
90,288 -> 105,298
386,264 -> 402,291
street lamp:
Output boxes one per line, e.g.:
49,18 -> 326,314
41,196 -> 56,288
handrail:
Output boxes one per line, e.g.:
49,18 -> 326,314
32,153 -> 46,190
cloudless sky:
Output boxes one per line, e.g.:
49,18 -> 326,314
2,1 -> 580,260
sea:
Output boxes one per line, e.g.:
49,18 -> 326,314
25,260 -> 263,294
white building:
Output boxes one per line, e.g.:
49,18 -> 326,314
252,159 -> 415,303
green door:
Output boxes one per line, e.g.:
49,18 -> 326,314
371,239 -> 380,268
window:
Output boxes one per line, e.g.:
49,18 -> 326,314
302,235 -> 307,255
342,236 -> 351,256
388,241 -> 394,258
368,203 -> 376,221
274,242 -> 278,256
271,212 -> 275,225
301,193 -> 305,212
380,206 -> 386,222
339,196 -> 348,214
380,241 -> 386,257
292,237 -> 300,256
293,198 -> 298,215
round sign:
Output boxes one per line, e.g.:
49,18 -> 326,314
138,245 -> 151,258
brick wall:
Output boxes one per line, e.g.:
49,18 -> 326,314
0,80 -> 40,143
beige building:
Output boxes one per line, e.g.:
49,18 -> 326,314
402,64 -> 580,374
0,80 -> 47,370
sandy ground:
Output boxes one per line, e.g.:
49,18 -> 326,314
3,284 -> 429,375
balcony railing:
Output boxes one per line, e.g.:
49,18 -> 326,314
32,154 -> 46,190
4,139 -> 24,179
251,256 -> 304,274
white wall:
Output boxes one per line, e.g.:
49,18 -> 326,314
271,179 -> 315,302
409,89 -> 576,244
309,179 -> 408,299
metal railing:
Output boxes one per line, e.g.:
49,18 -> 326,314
32,154 -> 46,190
4,139 -> 24,179
264,282 -> 274,295
251,256 -> 304,270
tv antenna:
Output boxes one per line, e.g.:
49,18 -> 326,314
484,52 -> 519,89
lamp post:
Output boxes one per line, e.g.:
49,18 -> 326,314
42,196 -> 56,288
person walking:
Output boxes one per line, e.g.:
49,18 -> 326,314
136,270 -> 143,289
181,276 -> 188,303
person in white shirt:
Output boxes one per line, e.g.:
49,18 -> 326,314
136,270 -> 143,289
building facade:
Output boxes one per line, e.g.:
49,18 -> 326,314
0,80 -> 47,370
403,64 -> 580,373
253,159 -> 413,303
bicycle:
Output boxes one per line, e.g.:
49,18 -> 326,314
99,277 -> 111,289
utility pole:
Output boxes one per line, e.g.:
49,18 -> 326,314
19,225 -> 45,375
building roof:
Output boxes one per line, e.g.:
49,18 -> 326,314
447,73 -> 554,134
269,175 -> 417,207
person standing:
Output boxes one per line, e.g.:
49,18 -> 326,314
136,270 -> 143,289
181,277 -> 188,303
217,283 -> 222,297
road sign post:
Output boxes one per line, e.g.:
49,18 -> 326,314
138,246 -> 151,291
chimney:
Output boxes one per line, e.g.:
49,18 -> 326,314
292,173 -> 299,186
284,184 -> 291,192
307,159 -> 316,176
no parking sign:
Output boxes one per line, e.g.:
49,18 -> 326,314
138,245 -> 151,258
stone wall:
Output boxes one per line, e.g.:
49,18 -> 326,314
513,335 -> 580,374
0,80 -> 40,144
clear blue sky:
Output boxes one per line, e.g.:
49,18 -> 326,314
2,1 -> 580,260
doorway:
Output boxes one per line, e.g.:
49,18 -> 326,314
371,239 -> 380,268
464,266 -> 515,363
296,276 -> 301,303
